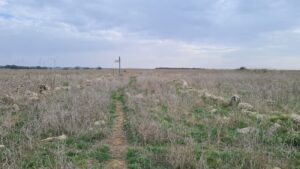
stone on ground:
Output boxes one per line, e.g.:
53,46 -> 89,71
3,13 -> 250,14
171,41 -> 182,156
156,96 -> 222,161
237,127 -> 259,134
41,134 -> 67,142
290,114 -> 300,124
12,104 -> 20,112
230,95 -> 241,107
267,123 -> 281,137
238,102 -> 254,111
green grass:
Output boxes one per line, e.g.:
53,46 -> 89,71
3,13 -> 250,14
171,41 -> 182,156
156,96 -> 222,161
20,143 -> 63,169
126,148 -> 152,169
129,76 -> 137,86
90,145 -> 110,163
111,89 -> 126,104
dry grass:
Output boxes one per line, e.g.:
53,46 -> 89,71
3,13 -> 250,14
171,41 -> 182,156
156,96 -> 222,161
124,69 -> 300,169
0,70 -> 125,168
0,69 -> 299,169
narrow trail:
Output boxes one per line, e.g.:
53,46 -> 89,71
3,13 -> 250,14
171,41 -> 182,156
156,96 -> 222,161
104,101 -> 127,169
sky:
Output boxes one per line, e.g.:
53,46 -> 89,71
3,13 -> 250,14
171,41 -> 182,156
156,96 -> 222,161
0,0 -> 300,69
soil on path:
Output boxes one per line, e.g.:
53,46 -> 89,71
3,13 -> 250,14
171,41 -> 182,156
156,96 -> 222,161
104,101 -> 127,169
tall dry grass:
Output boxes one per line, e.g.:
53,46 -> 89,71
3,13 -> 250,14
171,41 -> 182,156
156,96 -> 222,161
0,70 -> 124,168
124,69 -> 300,169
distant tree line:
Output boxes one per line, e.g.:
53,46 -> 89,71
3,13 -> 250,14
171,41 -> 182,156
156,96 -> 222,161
0,65 -> 102,70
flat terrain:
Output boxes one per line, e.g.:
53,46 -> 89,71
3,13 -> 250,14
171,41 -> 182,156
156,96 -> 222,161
0,69 -> 299,169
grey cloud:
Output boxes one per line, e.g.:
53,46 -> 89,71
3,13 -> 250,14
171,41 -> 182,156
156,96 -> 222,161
0,0 -> 300,68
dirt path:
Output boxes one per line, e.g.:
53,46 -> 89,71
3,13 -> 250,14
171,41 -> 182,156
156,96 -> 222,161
104,101 -> 127,169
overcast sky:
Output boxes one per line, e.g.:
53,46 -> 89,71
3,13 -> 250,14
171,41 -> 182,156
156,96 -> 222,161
0,0 -> 300,69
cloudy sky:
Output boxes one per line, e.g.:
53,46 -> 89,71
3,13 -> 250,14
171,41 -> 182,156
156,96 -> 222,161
0,0 -> 300,69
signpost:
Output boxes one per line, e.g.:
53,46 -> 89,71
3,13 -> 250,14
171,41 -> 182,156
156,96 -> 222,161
115,56 -> 121,76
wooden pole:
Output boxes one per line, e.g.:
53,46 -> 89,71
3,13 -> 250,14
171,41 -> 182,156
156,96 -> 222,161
118,56 -> 121,76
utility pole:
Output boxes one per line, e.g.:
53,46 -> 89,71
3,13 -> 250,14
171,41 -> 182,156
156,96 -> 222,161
115,56 -> 121,76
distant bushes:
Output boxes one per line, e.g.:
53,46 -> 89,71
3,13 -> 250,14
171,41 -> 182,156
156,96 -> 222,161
0,65 -> 102,70
0,65 -> 49,70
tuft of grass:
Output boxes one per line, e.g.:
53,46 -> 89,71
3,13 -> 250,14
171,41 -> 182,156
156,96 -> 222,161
191,124 -> 208,142
126,148 -> 152,169
129,76 -> 137,86
63,81 -> 69,86
20,143 -> 61,169
90,145 -> 110,163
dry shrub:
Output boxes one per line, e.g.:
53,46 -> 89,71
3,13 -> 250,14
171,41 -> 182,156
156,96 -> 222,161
137,120 -> 169,144
167,141 -> 198,169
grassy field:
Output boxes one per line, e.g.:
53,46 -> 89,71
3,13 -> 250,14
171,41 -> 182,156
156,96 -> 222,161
0,69 -> 299,169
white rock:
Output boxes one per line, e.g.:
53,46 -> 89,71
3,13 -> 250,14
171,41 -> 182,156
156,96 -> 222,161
62,86 -> 71,90
94,121 -> 101,126
134,94 -> 144,99
267,123 -> 281,137
238,103 -> 254,111
210,109 -> 218,113
237,127 -> 259,134
203,92 -> 226,104
85,80 -> 92,86
76,85 -> 83,89
241,110 -> 265,119
100,120 -> 106,125
41,134 -> 67,142
0,145 -> 5,149
290,114 -> 300,124
25,90 -> 39,100
12,104 -> 20,112
54,87 -> 62,91
181,80 -> 188,87
266,99 -> 276,106
27,91 -> 38,97
125,92 -> 131,97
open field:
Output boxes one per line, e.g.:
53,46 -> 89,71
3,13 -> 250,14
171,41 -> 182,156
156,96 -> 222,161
0,69 -> 299,169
